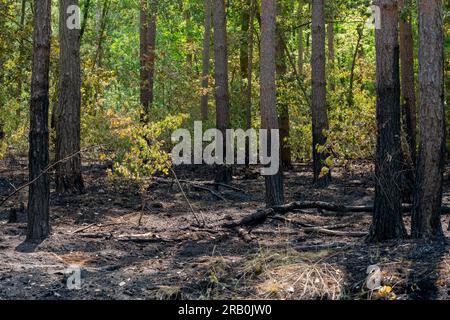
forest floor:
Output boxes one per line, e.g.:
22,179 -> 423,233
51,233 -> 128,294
1,156 -> 450,300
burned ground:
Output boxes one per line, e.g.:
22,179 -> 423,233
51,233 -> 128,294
1,158 -> 450,300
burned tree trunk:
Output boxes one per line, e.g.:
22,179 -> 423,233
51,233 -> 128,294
260,0 -> 285,206
27,0 -> 52,241
213,0 -> 232,183
368,0 -> 407,242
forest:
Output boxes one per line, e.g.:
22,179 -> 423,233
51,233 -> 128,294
0,0 -> 450,301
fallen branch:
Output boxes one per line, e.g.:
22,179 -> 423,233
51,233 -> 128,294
224,200 -> 450,228
116,232 -> 169,243
303,227 -> 367,237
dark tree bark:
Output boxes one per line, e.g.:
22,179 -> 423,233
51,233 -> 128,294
368,0 -> 407,242
27,0 -> 51,241
200,0 -> 212,121
140,0 -> 157,122
213,0 -> 232,183
412,0 -> 445,239
276,1 -> 292,169
55,0 -> 84,194
260,0 -> 285,206
311,0 -> 330,187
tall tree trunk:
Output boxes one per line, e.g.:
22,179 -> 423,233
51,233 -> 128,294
276,1 -> 292,169
327,18 -> 335,91
55,0 -> 84,194
298,1 -> 304,77
27,0 -> 51,241
213,0 -> 232,183
260,0 -> 285,206
200,0 -> 212,121
368,0 -> 406,242
399,0 -> 417,202
140,0 -> 157,123
311,0 -> 330,187
412,0 -> 445,239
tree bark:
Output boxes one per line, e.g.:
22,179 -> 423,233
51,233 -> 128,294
368,0 -> 407,242
213,0 -> 232,183
140,0 -> 157,122
412,0 -> 445,239
311,0 -> 331,187
55,0 -> 84,194
27,0 -> 51,241
260,0 -> 285,206
200,0 -> 212,121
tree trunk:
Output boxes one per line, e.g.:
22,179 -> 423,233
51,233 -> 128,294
260,0 -> 285,206
140,0 -> 157,122
311,0 -> 330,187
200,0 -> 212,121
276,1 -> 292,169
213,0 -> 232,183
368,0 -> 407,242
399,0 -> 417,202
55,0 -> 84,194
27,0 -> 51,241
412,0 -> 445,239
